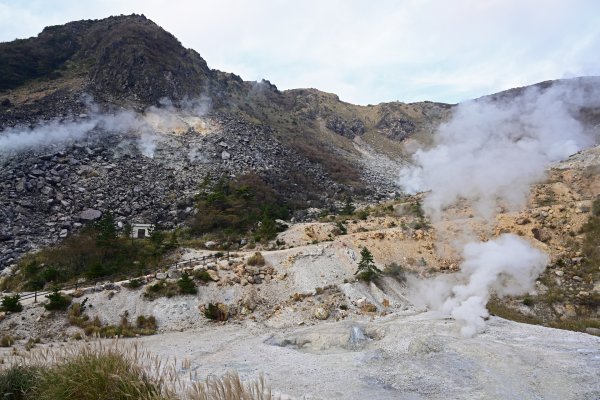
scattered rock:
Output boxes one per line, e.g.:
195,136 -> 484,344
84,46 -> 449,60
585,327 -> 600,336
207,270 -> 220,282
314,307 -> 330,320
155,272 -> 167,280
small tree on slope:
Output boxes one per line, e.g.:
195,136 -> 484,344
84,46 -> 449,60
355,247 -> 381,281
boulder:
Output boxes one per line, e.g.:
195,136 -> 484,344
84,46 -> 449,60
156,272 -> 167,280
207,270 -> 220,282
585,327 -> 600,336
79,209 -> 102,221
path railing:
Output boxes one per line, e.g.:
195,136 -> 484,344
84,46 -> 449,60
6,252 -> 228,303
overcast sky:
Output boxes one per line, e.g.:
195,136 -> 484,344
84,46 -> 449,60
1,0 -> 599,105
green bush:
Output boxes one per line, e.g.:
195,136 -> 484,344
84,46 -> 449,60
1,294 -> 23,312
383,262 -> 407,283
8,212 -> 177,291
69,308 -> 157,338
193,270 -> 212,283
44,289 -> 71,311
522,297 -> 535,307
356,209 -> 369,220
0,344 -> 271,399
33,349 -> 164,400
177,273 -> 197,295
335,222 -> 347,235
341,198 -> 355,215
125,278 -> 143,289
135,315 -> 157,331
143,280 -> 179,300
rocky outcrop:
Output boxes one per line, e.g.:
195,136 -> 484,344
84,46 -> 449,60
326,116 -> 365,138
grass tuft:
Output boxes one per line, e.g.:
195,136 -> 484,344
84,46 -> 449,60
0,341 -> 271,400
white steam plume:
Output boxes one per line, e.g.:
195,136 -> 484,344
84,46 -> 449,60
0,95 -> 212,157
401,79 -> 599,221
410,234 -> 548,337
400,79 -> 599,337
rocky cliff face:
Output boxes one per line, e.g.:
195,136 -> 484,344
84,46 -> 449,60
0,15 -> 231,107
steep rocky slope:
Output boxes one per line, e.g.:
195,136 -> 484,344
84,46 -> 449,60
0,15 -> 451,268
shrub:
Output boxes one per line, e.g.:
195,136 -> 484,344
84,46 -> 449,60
334,222 -> 347,235
247,252 -> 265,266
341,197 -> 355,215
67,302 -> 90,327
190,174 -> 289,240
593,197 -> 600,216
204,303 -> 229,321
143,280 -> 179,300
44,289 -> 71,311
355,248 -> 381,282
356,209 -> 369,220
1,294 -> 23,312
136,315 -> 158,332
124,278 -> 143,289
1,335 -> 15,347
193,270 -> 212,283
177,273 -> 197,295
9,218 -> 175,291
70,308 -> 157,338
383,262 -> 407,283
522,297 -> 535,307
0,365 -> 39,400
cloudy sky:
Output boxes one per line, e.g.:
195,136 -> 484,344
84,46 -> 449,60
1,0 -> 599,105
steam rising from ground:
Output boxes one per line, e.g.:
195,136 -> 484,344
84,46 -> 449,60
401,81 -> 599,221
0,95 -> 212,158
401,80 -> 599,336
410,234 -> 548,337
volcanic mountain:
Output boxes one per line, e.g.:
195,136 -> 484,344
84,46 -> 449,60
0,14 -> 598,271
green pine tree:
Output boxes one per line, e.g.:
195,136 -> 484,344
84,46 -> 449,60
178,273 -> 197,295
355,247 -> 381,281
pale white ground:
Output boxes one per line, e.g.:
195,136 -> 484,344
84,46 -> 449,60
136,313 -> 600,400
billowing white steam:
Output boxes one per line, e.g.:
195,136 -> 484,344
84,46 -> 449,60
411,234 -> 548,337
401,79 -> 599,337
0,95 -> 212,158
401,80 -> 598,221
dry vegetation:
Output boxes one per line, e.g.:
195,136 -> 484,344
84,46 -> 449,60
0,341 -> 272,400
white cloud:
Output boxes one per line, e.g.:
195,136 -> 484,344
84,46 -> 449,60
1,0 -> 599,104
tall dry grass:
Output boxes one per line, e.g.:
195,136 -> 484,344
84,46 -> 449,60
0,340 -> 273,400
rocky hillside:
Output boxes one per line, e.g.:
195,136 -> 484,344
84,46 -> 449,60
0,14 -> 449,268
0,14 -> 599,273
